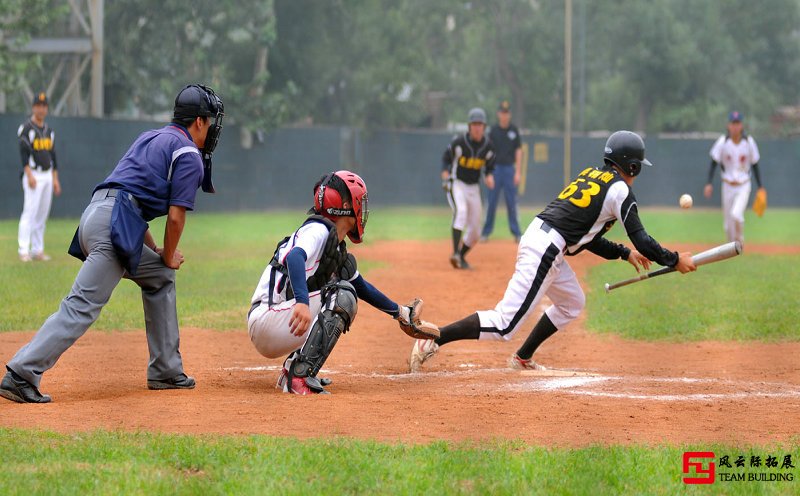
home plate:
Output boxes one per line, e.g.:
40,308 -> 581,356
519,369 -> 601,377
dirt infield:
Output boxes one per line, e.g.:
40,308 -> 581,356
1,240 -> 798,446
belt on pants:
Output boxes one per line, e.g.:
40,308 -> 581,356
248,300 -> 261,320
92,188 -> 140,208
722,178 -> 749,186
534,217 -> 567,254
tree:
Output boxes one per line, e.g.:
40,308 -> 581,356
0,0 -> 66,111
104,0 -> 281,136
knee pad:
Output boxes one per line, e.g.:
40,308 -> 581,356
290,280 -> 358,379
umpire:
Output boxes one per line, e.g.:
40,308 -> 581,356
0,84 -> 224,403
481,100 -> 522,242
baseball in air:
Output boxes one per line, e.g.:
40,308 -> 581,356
679,194 -> 693,209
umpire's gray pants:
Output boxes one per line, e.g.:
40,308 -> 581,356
7,193 -> 185,387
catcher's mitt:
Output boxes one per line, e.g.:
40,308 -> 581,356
753,188 -> 767,217
396,298 -> 440,340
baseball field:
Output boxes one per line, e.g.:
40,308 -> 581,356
1,207 -> 799,494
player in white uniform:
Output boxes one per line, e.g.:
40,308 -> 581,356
411,131 -> 696,372
17,92 -> 62,262
704,111 -> 766,245
248,171 -> 437,394
441,108 -> 496,269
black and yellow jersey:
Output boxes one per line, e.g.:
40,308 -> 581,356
538,166 -> 678,266
18,120 -> 57,172
442,133 -> 496,185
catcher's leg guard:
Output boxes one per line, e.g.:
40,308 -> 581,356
286,281 -> 358,393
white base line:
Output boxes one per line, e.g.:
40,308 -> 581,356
222,366 -> 800,402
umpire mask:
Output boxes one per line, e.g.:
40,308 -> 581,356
173,84 -> 225,193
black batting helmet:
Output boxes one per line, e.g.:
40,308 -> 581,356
603,130 -> 652,177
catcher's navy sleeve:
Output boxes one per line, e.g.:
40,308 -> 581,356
285,247 -> 310,305
350,275 -> 399,317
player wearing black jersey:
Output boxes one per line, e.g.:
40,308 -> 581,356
411,130 -> 696,372
441,108 -> 496,269
17,92 -> 61,262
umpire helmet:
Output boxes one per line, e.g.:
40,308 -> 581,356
173,84 -> 223,120
468,107 -> 487,124
173,84 -> 225,193
603,131 -> 652,177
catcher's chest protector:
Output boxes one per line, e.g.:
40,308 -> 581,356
270,216 -> 349,299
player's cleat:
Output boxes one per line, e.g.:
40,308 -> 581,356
508,353 -> 547,371
32,253 -> 51,261
0,369 -> 51,403
277,368 -> 331,394
277,369 -> 331,389
514,235 -> 522,244
459,256 -> 472,270
19,254 -> 32,263
449,253 -> 462,269
479,235 -> 489,243
409,339 -> 439,372
147,373 -> 196,390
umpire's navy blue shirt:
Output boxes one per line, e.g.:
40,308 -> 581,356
95,124 -> 203,221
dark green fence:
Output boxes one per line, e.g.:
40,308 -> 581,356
2,114 -> 796,219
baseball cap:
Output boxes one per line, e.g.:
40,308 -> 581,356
728,111 -> 743,122
32,92 -> 48,106
498,100 -> 511,112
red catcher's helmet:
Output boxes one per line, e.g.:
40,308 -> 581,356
312,170 -> 369,243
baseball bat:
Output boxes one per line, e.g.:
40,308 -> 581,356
604,241 -> 742,293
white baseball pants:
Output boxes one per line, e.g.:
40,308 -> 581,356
721,181 -> 750,244
477,217 -> 585,341
248,291 -> 323,359
447,179 -> 482,248
18,169 -> 53,257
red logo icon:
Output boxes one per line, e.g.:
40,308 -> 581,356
683,451 -> 716,484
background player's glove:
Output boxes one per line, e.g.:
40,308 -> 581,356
753,187 -> 767,217
442,179 -> 451,193
396,298 -> 440,340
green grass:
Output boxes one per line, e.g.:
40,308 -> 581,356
0,208 -> 528,332
1,207 -> 797,333
586,254 -> 800,341
3,210 -> 800,494
585,208 -> 800,342
602,208 -> 800,245
0,429 -> 796,495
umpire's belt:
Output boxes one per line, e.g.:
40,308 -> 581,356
92,188 -> 140,208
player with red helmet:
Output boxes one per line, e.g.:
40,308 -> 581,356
247,170 -> 438,395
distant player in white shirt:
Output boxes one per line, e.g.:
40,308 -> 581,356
704,111 -> 766,245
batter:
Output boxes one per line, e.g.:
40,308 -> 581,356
411,131 -> 696,372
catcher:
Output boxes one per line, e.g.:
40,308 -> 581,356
247,170 -> 439,395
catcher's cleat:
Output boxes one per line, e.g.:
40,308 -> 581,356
277,368 -> 332,392
409,339 -> 439,372
449,253 -> 462,269
287,376 -> 329,395
508,353 -> 547,371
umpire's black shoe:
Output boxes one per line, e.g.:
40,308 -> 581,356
0,369 -> 52,403
147,373 -> 196,390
